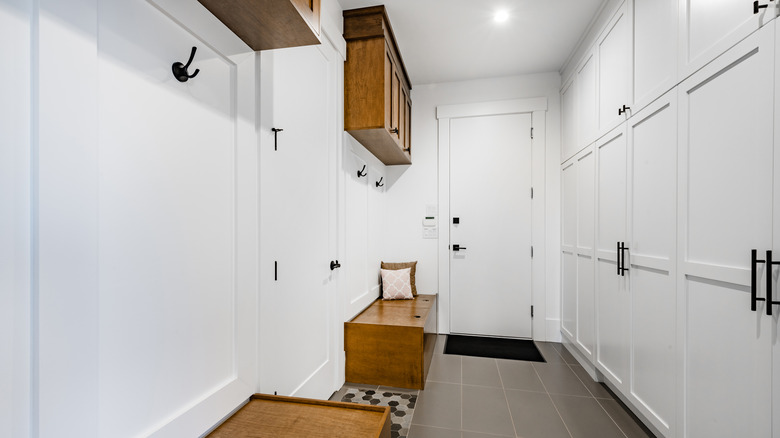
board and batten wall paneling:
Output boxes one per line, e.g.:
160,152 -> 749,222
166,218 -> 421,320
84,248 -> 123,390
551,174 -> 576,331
0,1 -> 32,437
392,73 -> 561,340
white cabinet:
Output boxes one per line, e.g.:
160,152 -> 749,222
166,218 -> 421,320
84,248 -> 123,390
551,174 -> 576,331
577,52 -> 598,149
774,22 -> 780,438
561,157 -> 578,340
595,126 -> 629,388
597,1 -> 632,136
677,24 -> 775,438
631,0 -> 677,112
594,90 -> 679,438
561,78 -> 579,162
678,0 -> 777,79
561,145 -> 596,360
626,90 -> 678,437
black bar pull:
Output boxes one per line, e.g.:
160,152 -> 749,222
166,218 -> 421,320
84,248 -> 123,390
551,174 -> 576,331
453,244 -> 467,251
274,261 -> 278,281
767,250 -> 780,315
621,242 -> 629,276
754,1 -> 768,14
751,249 -> 766,311
617,241 -> 621,275
618,105 -> 631,116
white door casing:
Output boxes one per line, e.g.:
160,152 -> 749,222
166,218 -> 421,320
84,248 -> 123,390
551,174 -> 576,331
677,23 -> 774,438
437,98 -> 548,339
449,113 -> 533,338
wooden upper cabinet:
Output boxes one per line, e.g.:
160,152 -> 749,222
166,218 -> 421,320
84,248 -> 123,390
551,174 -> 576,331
344,6 -> 412,165
197,0 -> 321,51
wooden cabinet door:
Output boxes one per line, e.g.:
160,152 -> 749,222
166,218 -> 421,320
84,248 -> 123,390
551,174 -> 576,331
631,0 -> 677,113
405,95 -> 412,153
595,125 -> 629,389
677,24 -> 774,438
384,47 -> 393,134
627,90 -> 677,437
597,1 -> 631,136
678,0 -> 775,79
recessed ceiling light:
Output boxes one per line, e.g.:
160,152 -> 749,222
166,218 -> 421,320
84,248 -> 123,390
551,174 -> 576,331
494,10 -> 509,23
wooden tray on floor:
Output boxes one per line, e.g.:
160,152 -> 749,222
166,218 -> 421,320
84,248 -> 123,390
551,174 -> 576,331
208,394 -> 391,438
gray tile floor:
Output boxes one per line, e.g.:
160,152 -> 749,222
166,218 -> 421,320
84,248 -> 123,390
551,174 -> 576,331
333,336 -> 656,438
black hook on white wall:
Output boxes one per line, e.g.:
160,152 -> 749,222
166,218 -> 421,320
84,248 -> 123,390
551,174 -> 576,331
357,165 -> 368,178
376,177 -> 384,187
172,46 -> 200,82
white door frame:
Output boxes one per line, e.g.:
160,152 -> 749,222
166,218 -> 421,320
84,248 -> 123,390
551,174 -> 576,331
437,98 -> 548,340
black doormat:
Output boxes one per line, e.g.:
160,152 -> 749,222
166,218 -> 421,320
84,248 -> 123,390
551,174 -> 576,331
444,335 -> 546,362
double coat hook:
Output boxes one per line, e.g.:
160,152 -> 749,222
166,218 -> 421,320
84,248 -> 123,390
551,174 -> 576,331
172,46 -> 200,82
357,165 -> 368,178
376,177 -> 384,187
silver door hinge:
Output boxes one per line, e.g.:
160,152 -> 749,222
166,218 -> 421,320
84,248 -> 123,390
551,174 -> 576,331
530,127 -> 534,139
531,306 -> 534,318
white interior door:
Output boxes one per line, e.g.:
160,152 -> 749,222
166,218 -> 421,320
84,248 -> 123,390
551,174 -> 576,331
677,24 -> 774,438
595,126 -> 629,386
259,43 -> 338,399
450,113 -> 533,338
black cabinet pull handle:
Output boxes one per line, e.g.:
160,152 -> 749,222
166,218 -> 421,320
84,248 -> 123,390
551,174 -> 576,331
330,260 -> 341,271
390,128 -> 399,134
754,1 -> 768,14
751,249 -> 766,311
453,244 -> 467,251
616,242 -> 629,276
618,105 -> 631,116
766,250 -> 780,315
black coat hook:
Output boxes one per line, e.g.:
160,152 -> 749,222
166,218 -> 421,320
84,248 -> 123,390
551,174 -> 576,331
272,128 -> 283,151
357,165 -> 367,178
172,47 -> 200,82
376,177 -> 384,187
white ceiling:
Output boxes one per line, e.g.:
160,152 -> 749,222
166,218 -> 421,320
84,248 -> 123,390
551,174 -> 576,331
336,0 -> 606,86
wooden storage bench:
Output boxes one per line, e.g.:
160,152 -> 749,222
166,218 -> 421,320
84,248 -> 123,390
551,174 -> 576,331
208,394 -> 391,438
344,295 -> 437,390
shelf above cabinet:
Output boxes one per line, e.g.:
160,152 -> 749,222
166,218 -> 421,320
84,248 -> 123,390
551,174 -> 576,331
197,0 -> 321,51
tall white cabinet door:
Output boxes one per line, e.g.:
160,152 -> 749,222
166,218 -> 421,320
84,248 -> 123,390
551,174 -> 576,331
773,20 -> 780,438
259,45 -> 338,400
678,0 -> 774,79
677,25 -> 774,438
561,158 -> 578,340
578,52 -> 598,149
595,126 -> 629,388
631,0 -> 678,113
561,78 -> 579,162
627,90 -> 678,437
576,146 -> 596,358
597,2 -> 632,136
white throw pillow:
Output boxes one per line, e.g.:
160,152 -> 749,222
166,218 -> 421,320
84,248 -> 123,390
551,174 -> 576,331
381,267 -> 413,300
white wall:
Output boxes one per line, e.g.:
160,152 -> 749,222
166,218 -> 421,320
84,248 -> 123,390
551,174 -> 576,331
383,73 -> 563,341
0,1 -> 32,437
